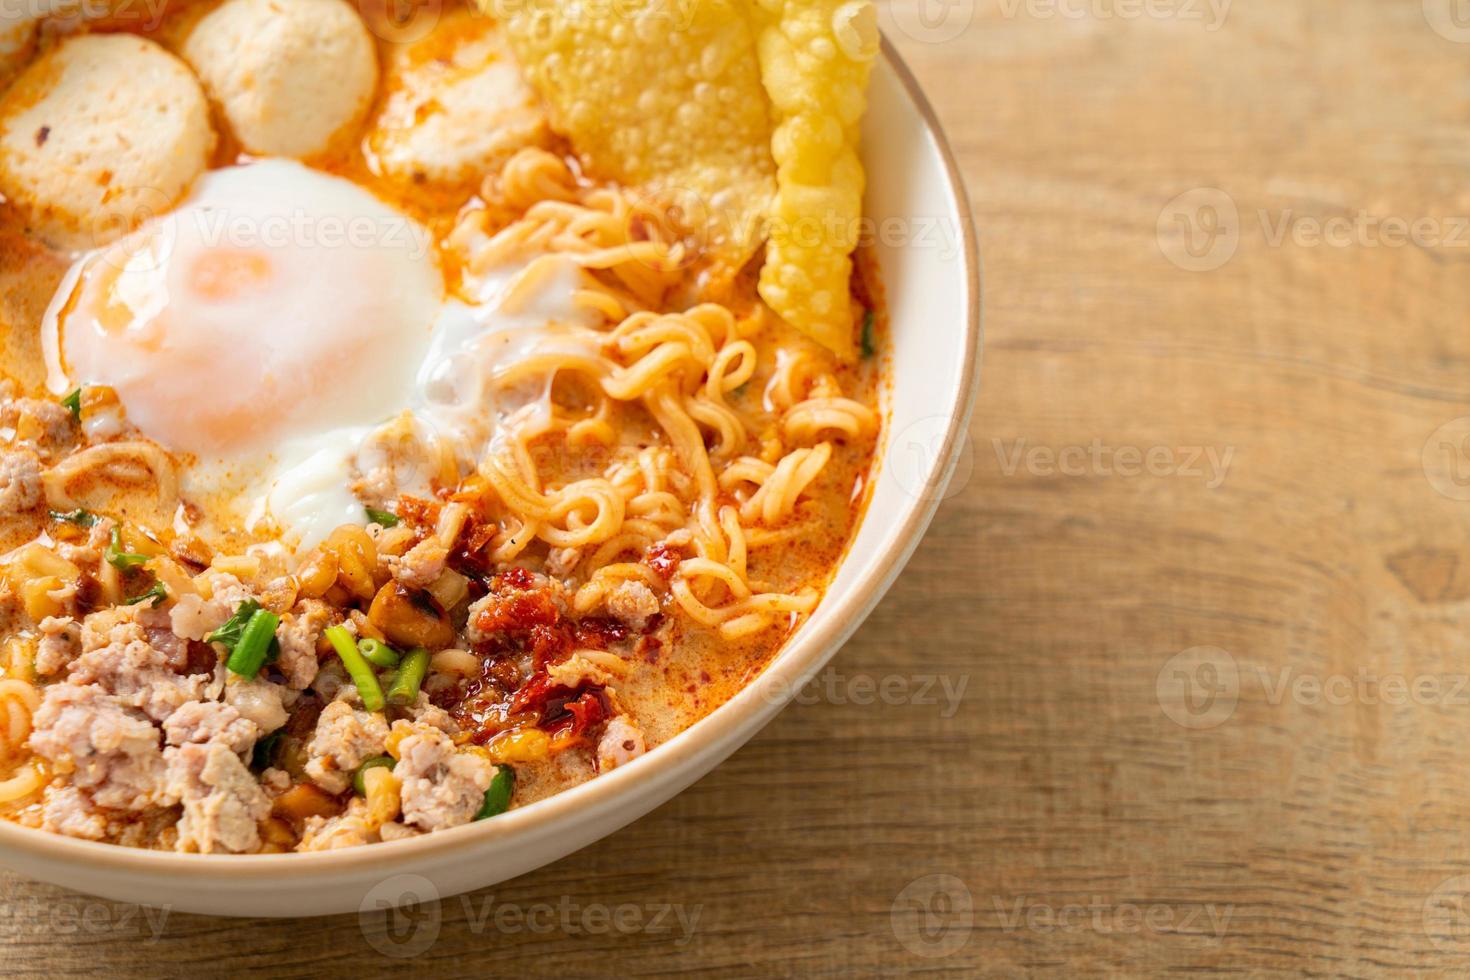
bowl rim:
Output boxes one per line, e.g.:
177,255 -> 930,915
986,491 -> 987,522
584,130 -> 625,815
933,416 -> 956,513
0,34 -> 983,883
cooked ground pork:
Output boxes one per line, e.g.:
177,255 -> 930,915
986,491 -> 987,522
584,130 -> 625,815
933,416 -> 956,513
40,579 -> 79,620
259,767 -> 291,796
299,798 -> 373,851
35,616 -> 82,676
304,690 -> 390,794
274,599 -> 329,690
163,699 -> 259,756
596,715 -> 646,772
0,395 -> 76,451
544,546 -> 582,578
391,538 -> 448,590
308,658 -> 350,702
463,571 -> 569,646
54,517 -> 114,569
602,581 -> 660,630
392,722 -> 493,832
28,683 -> 166,811
11,531 -> 665,853
69,604 -> 210,722
377,820 -> 420,842
404,693 -> 456,733
164,741 -> 270,854
222,677 -> 291,734
39,784 -> 108,841
547,653 -> 617,689
0,448 -> 41,515
168,573 -> 255,642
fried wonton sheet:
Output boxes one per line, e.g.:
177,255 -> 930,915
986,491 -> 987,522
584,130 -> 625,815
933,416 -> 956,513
492,0 -> 775,269
488,0 -> 877,359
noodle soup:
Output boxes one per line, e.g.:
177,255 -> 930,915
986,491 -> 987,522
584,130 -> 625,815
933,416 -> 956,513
0,1 -> 884,853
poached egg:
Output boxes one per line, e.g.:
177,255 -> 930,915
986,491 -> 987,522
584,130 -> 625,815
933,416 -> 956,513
43,158 -> 601,549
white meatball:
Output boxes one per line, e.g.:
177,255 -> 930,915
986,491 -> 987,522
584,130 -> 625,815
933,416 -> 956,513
180,0 -> 378,160
0,34 -> 215,249
367,7 -> 550,186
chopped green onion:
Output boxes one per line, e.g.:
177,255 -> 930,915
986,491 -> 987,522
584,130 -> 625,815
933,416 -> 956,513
358,637 -> 400,669
105,526 -> 150,571
123,581 -> 168,606
365,506 -> 399,528
60,388 -> 81,419
206,599 -> 263,650
385,647 -> 429,706
475,765 -> 516,820
226,608 -> 280,679
251,731 -> 284,772
48,508 -> 98,527
352,755 -> 396,796
324,626 -> 385,712
860,309 -> 876,360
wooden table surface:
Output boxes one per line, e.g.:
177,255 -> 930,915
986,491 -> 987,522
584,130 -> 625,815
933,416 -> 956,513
7,1 -> 1470,975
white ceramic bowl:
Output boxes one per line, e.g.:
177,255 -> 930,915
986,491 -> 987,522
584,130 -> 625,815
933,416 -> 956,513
0,37 -> 982,918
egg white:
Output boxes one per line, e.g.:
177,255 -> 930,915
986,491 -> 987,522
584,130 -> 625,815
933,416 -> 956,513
43,159 -> 600,550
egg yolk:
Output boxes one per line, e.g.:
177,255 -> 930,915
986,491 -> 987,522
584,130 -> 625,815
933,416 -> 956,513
188,248 -> 275,302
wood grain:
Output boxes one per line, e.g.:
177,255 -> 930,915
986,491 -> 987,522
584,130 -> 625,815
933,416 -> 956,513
6,1 -> 1470,975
